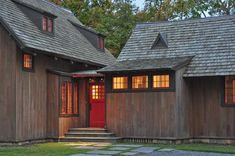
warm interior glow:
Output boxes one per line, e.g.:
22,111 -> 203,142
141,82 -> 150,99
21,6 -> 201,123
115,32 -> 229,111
67,82 -> 72,114
153,75 -> 170,88
73,83 -> 78,114
23,53 -> 33,69
92,85 -> 104,100
61,82 -> 67,114
113,77 -> 128,89
132,76 -> 148,89
225,77 -> 235,104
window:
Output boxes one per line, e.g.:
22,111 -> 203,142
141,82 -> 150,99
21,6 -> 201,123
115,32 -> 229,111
23,53 -> 33,71
224,76 -> 235,105
132,76 -> 148,89
42,16 -> 54,33
113,77 -> 128,90
153,74 -> 170,88
97,37 -> 104,49
91,85 -> 105,100
61,80 -> 79,115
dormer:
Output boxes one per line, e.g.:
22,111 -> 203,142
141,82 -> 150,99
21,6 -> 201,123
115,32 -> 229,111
12,0 -> 57,35
151,33 -> 168,49
69,20 -> 106,52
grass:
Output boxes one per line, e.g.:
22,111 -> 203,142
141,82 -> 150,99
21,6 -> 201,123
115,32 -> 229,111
1,142 -> 235,155
0,142 -> 89,156
147,143 -> 235,154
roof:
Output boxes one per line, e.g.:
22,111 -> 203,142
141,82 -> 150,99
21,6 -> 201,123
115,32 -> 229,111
99,56 -> 192,73
0,0 -> 115,66
73,70 -> 103,78
112,15 -> 235,77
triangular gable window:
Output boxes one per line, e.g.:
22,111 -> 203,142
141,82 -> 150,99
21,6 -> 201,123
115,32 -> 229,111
151,33 -> 168,49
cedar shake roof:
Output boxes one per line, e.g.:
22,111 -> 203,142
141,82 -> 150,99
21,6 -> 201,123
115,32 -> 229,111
0,0 -> 115,66
99,56 -> 192,73
102,15 -> 235,77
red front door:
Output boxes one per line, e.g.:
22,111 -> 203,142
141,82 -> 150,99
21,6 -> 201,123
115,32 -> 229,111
89,83 -> 105,128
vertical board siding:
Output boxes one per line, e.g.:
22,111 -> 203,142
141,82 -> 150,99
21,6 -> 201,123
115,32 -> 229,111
0,26 -> 16,141
190,77 -> 235,138
106,92 -> 176,138
47,73 -> 59,138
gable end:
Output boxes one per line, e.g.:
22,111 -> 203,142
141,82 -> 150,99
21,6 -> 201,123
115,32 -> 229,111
151,33 -> 168,49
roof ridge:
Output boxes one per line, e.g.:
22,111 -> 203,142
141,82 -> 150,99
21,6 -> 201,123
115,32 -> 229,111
41,0 -> 73,14
136,14 -> 235,26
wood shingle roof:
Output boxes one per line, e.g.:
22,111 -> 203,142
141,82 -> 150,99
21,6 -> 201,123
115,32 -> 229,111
104,15 -> 235,77
0,0 -> 115,66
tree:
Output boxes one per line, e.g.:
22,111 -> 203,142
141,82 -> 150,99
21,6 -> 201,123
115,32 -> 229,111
208,0 -> 235,16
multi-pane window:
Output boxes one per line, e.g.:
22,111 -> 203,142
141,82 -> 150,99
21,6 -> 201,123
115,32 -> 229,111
23,53 -> 33,71
42,16 -> 53,33
91,85 -> 105,100
61,80 -> 79,115
224,76 -> 235,105
132,76 -> 148,89
153,74 -> 170,88
112,77 -> 128,90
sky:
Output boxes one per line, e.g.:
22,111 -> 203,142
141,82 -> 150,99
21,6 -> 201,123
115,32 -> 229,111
133,0 -> 145,10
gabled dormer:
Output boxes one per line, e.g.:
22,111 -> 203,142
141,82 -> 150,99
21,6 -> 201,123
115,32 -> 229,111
151,33 -> 168,49
12,0 -> 57,35
69,20 -> 106,52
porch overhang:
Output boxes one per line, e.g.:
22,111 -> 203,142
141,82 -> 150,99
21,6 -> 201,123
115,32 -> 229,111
72,70 -> 104,78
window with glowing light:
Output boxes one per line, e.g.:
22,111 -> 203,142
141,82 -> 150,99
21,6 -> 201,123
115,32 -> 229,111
23,53 -> 33,71
60,80 -> 79,116
132,76 -> 148,89
153,74 -> 170,88
91,85 -> 104,100
112,77 -> 128,90
224,76 -> 235,106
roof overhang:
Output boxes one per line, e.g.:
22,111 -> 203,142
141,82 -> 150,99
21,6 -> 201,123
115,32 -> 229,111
98,56 -> 193,74
73,70 -> 104,78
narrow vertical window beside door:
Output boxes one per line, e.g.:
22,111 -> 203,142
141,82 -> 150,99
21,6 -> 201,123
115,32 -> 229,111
224,76 -> 235,105
60,80 -> 79,116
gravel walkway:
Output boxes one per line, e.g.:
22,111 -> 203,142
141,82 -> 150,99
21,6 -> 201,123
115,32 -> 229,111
136,150 -> 235,156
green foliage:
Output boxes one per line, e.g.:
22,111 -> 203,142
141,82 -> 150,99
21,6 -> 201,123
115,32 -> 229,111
49,0 -> 235,57
0,142 -> 89,156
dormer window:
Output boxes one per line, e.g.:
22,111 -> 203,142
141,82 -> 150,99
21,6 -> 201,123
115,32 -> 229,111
42,16 -> 54,33
97,36 -> 104,50
151,33 -> 168,49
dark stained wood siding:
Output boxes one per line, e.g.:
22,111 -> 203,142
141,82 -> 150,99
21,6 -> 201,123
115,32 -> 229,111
106,91 -> 176,138
0,25 -> 17,142
190,77 -> 235,138
47,73 -> 59,138
175,67 -> 192,138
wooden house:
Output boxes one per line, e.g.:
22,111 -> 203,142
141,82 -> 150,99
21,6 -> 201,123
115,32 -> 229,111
0,0 -> 235,145
99,16 -> 235,144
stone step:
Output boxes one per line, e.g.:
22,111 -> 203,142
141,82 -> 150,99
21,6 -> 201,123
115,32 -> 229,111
65,132 -> 115,137
59,136 -> 122,143
68,128 -> 108,133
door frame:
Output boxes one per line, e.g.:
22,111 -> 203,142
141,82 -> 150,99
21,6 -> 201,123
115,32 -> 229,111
87,78 -> 106,128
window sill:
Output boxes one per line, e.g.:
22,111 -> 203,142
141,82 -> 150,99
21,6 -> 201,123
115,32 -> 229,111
222,103 -> 235,107
60,114 -> 79,117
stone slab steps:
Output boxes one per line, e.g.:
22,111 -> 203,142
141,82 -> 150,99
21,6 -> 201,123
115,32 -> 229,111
59,128 -> 122,143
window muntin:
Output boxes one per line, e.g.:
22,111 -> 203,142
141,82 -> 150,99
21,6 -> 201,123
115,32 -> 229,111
91,85 -> 105,100
23,53 -> 33,71
153,74 -> 170,88
112,77 -> 128,90
224,76 -> 235,105
42,16 -> 53,33
132,75 -> 148,89
61,80 -> 79,115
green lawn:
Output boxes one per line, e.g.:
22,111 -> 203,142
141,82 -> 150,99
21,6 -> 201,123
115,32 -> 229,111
1,142 -> 235,156
151,143 -> 235,154
0,142 -> 89,156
